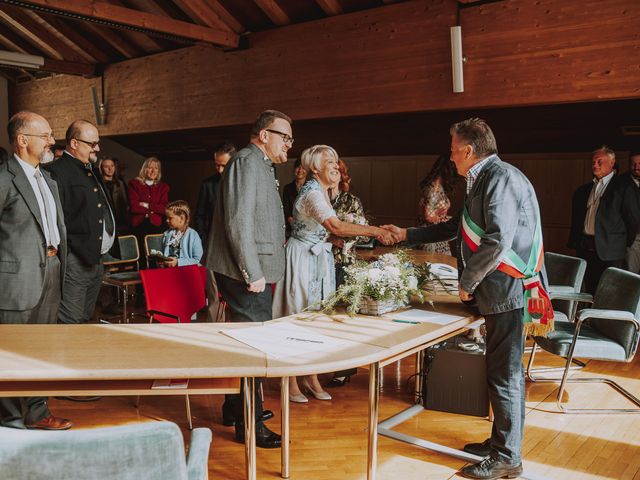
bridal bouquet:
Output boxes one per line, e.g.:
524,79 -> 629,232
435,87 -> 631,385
321,250 -> 431,316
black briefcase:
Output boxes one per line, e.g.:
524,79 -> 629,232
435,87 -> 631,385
422,338 -> 489,417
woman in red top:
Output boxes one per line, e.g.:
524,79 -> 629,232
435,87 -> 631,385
128,156 -> 170,259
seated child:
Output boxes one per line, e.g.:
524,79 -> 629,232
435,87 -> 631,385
161,200 -> 203,267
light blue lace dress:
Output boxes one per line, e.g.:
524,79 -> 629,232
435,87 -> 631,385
273,178 -> 336,317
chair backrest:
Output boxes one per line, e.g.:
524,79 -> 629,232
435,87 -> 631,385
140,264 -> 206,323
0,421 -> 210,480
544,252 -> 587,319
144,233 -> 165,268
103,235 -> 140,269
592,267 -> 640,358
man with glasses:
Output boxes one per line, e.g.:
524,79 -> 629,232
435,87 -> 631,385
45,120 -> 119,327
0,111 -> 72,430
208,110 -> 293,448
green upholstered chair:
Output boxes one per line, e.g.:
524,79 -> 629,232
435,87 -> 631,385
102,234 -> 142,323
544,252 -> 587,322
0,421 -> 212,480
529,267 -> 640,413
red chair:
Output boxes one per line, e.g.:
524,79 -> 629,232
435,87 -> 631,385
140,264 -> 206,323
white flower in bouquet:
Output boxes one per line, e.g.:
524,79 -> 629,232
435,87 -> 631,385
408,275 -> 418,290
367,267 -> 383,284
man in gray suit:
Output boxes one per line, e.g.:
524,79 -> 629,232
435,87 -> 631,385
0,111 -> 72,430
208,110 -> 293,449
383,118 -> 549,479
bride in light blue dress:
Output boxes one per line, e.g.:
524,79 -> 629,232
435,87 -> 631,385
273,145 -> 391,402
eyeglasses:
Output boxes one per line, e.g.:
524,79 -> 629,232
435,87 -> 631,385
21,133 -> 55,142
266,129 -> 294,145
75,138 -> 100,149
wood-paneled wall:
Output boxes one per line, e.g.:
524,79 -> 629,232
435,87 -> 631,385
163,150 -> 608,255
9,0 -> 640,139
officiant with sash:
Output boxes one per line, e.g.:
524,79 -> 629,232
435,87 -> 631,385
382,118 -> 553,480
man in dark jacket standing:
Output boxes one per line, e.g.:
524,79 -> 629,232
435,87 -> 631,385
195,141 -> 236,244
382,118 -> 550,479
45,120 -> 118,324
567,146 -> 632,293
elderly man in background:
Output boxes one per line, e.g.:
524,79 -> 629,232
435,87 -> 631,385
383,118 -> 552,480
0,112 -> 71,430
567,146 -> 633,292
45,120 -> 119,325
208,110 -> 293,449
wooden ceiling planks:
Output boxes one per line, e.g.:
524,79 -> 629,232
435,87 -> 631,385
7,0 -> 239,47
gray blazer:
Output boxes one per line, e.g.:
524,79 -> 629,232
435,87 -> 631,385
0,156 -> 67,311
407,155 -> 546,316
207,143 -> 286,284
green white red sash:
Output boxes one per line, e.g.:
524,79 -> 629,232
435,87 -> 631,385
461,207 -> 554,336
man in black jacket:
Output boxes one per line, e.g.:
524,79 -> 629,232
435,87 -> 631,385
567,146 -> 633,293
195,141 -> 236,244
45,120 -> 119,324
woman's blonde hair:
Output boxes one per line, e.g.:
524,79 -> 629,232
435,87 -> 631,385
137,156 -> 162,183
166,200 -> 190,224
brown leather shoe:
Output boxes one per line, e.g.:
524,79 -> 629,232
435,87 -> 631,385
26,415 -> 73,431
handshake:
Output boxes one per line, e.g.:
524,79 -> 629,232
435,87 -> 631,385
370,224 -> 407,246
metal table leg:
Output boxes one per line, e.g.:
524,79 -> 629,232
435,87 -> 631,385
281,376 -> 290,479
243,377 -> 256,480
367,362 -> 380,480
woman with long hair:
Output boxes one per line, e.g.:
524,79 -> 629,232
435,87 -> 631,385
417,154 -> 458,254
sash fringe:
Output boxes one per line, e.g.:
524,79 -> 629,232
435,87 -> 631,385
524,318 -> 554,337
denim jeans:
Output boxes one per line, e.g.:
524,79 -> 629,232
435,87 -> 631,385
485,308 -> 525,464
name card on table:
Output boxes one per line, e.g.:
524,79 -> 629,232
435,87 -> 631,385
222,321 -> 349,359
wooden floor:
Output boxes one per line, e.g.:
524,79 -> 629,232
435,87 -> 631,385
47,319 -> 640,480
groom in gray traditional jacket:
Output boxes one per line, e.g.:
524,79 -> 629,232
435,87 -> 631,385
208,109 -> 293,449
384,118 -> 551,480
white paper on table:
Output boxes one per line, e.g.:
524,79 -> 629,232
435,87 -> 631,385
221,321 -> 349,359
387,309 -> 464,325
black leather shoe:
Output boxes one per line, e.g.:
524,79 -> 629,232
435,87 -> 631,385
222,406 -> 274,427
235,424 -> 281,449
460,455 -> 523,480
463,438 -> 492,458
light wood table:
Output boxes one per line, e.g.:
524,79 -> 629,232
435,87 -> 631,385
0,300 -> 477,480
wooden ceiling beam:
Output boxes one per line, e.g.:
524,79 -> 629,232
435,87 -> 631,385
0,6 -> 65,60
23,9 -> 96,63
205,1 -> 244,34
83,23 -> 139,58
41,57 -> 96,76
253,0 -> 290,26
315,0 -> 343,16
8,0 -> 239,47
173,0 -> 237,35
41,14 -> 111,63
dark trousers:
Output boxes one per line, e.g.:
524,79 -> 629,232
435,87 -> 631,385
0,255 -> 61,428
215,272 -> 273,426
485,308 -> 526,464
577,235 -> 626,294
58,251 -> 103,324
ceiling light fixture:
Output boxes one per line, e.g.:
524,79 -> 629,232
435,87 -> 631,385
0,51 -> 45,70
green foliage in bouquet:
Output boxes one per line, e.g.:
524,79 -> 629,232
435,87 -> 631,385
320,250 -> 433,316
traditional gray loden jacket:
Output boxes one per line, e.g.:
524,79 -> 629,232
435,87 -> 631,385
207,143 -> 286,284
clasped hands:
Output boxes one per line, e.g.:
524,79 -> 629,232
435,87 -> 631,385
371,224 -> 407,246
